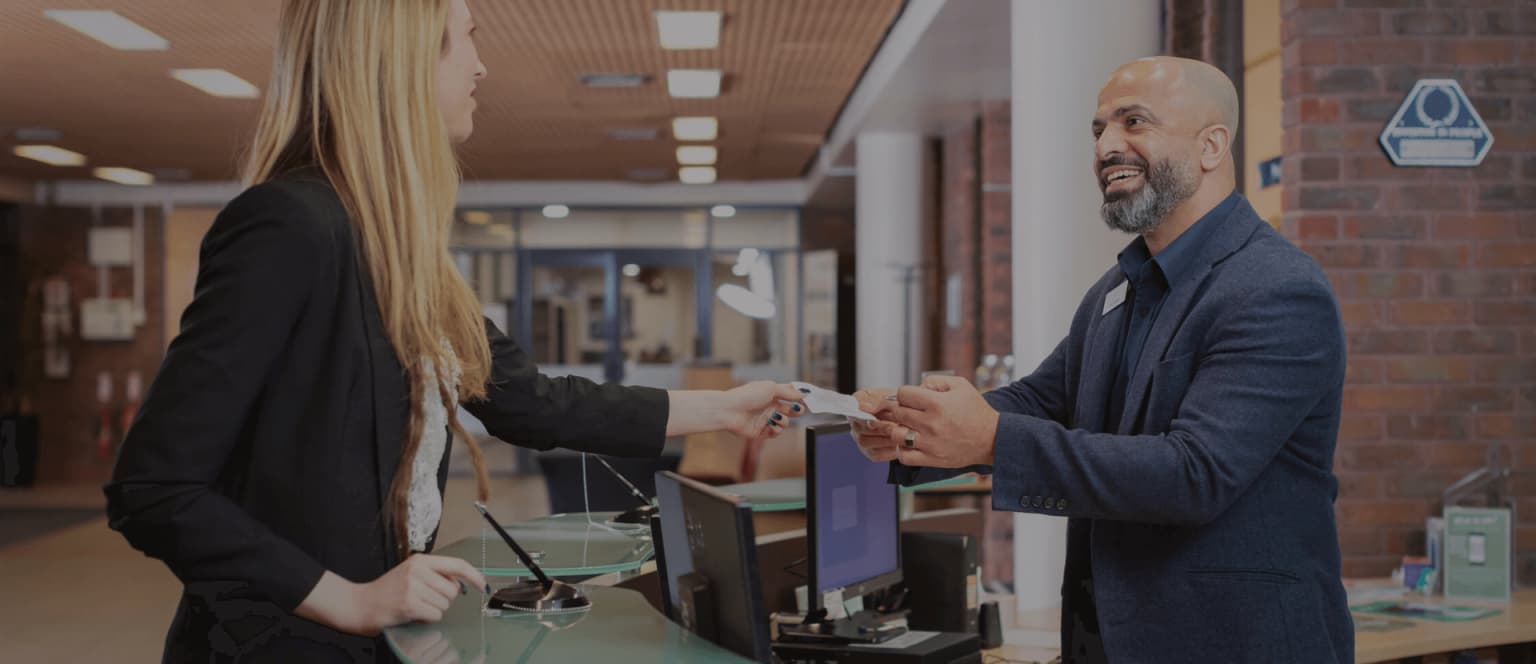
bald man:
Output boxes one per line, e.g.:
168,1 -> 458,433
855,57 -> 1352,662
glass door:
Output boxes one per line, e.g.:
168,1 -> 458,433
520,251 -> 616,383
518,249 -> 707,386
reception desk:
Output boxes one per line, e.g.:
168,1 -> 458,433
1354,588 -> 1536,664
386,508 -> 987,663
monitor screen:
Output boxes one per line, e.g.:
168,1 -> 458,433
809,425 -> 901,600
652,470 -> 692,620
667,471 -> 773,662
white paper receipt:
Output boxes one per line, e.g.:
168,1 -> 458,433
790,382 -> 877,421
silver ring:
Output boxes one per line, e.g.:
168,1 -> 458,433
903,429 -> 918,449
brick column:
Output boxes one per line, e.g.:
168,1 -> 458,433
980,101 -> 1014,358
1280,0 -> 1536,582
940,121 -> 981,375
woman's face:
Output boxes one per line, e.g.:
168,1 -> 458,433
438,0 -> 486,143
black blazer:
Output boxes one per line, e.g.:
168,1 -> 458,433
105,169 -> 668,663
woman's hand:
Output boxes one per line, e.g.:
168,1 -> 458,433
298,554 -> 487,636
721,381 -> 807,445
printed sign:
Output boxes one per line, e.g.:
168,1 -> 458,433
1379,79 -> 1494,167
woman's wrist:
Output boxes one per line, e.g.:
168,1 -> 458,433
297,571 -> 373,635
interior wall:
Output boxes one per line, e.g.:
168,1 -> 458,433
1280,0 -> 1536,582
1243,0 -> 1283,224
17,204 -> 167,485
162,208 -> 218,344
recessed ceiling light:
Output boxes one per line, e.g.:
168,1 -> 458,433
171,69 -> 260,99
677,145 -> 718,166
673,116 -> 718,141
94,167 -> 154,186
623,264 -> 642,277
679,166 -> 716,185
45,10 -> 168,50
14,127 -> 62,142
667,70 -> 722,99
711,205 -> 736,218
542,205 -> 570,219
655,11 -> 721,50
580,73 -> 650,88
627,168 -> 668,181
12,145 -> 86,167
607,127 -> 660,141
462,210 -> 492,225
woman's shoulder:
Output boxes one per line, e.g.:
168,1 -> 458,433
212,169 -> 352,254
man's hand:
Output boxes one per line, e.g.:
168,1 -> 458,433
881,376 -> 1001,469
849,388 -> 912,463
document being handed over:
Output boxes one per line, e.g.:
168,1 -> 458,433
790,382 -> 877,422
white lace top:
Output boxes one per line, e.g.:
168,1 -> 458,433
407,347 -> 460,552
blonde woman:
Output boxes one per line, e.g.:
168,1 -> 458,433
104,0 -> 803,660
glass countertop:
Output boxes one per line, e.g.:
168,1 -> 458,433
905,474 -> 981,492
384,585 -> 752,664
436,511 -> 654,578
718,473 -> 980,512
719,478 -> 806,512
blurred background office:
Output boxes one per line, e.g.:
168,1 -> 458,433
1,0 -> 1532,661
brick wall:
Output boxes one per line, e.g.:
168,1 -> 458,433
936,101 -> 1015,377
16,205 -> 167,485
940,120 -> 981,375
1168,0 -> 1220,62
980,101 -> 1013,358
1279,0 -> 1536,582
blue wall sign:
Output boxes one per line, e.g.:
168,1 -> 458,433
1379,79 -> 1493,168
1258,156 -> 1282,189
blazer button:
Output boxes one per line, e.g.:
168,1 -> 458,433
1020,496 -> 1031,509
1058,498 -> 1069,511
1044,498 -> 1057,510
1031,496 -> 1043,508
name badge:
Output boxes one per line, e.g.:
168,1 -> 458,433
1102,282 -> 1127,316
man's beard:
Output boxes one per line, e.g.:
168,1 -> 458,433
1099,157 -> 1198,235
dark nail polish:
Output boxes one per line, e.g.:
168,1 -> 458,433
792,404 -> 802,413
485,583 -> 492,594
771,412 -> 783,421
798,388 -> 811,394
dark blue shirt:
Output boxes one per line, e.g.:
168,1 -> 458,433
1106,191 -> 1241,427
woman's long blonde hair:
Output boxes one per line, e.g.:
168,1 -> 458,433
243,0 -> 492,558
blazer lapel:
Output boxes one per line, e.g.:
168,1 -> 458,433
1077,278 -> 1129,432
1114,266 -> 1209,434
1115,199 -> 1266,434
354,248 -> 407,561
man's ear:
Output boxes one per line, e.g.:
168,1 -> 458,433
1198,124 -> 1232,172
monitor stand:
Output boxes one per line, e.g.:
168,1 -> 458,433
778,608 -> 909,645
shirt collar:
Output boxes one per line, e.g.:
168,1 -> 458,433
1117,190 -> 1241,288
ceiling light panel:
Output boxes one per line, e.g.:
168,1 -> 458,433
667,70 -> 722,99
679,166 -> 716,184
94,167 -> 154,186
677,146 -> 718,165
171,69 -> 260,99
656,11 -> 721,50
44,10 -> 168,50
13,145 -> 86,167
673,117 -> 719,141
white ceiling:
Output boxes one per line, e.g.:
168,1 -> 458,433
805,0 -> 1012,207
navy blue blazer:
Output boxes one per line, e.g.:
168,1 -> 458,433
900,197 -> 1352,663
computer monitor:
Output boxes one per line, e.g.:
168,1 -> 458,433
650,470 -> 692,620
661,470 -> 774,663
806,423 -> 902,612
